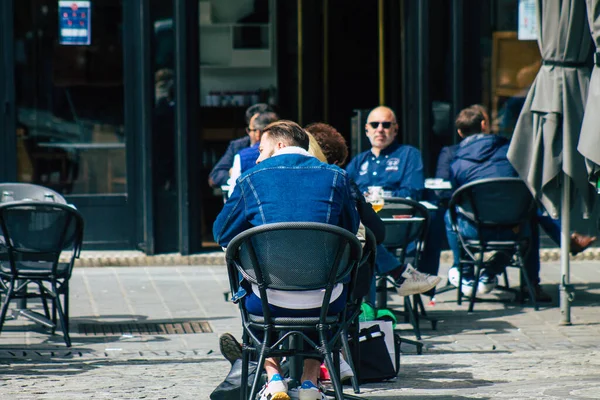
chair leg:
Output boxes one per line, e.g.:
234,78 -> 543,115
240,331 -> 250,400
376,277 -> 388,309
415,294 -> 437,330
469,262 -> 482,313
249,332 -> 269,400
516,253 -> 538,311
322,333 -> 344,400
457,261 -> 463,305
0,280 -> 15,334
52,282 -> 71,347
404,296 -> 421,340
503,267 -> 510,288
36,282 -> 51,321
63,282 -> 69,333
341,329 -> 360,394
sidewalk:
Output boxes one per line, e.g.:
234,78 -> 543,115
1,261 -> 600,399
71,246 -> 600,267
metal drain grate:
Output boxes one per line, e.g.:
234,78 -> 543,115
76,320 -> 212,336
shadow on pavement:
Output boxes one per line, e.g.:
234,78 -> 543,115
366,396 -> 490,400
0,357 -> 225,378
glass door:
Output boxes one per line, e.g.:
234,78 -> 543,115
14,0 -> 127,195
3,0 -> 137,250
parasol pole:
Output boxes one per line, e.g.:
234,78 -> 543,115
559,174 -> 572,325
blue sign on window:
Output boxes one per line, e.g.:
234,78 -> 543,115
59,1 -> 91,45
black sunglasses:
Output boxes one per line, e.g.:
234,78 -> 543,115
368,121 -> 393,129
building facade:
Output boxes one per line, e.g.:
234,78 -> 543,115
3,1 -> 587,253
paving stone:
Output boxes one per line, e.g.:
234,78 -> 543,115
1,262 -> 600,398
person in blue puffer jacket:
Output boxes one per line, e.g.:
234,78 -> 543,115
446,105 -> 539,299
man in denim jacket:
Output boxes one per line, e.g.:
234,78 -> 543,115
213,120 -> 359,400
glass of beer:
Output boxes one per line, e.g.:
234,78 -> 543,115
366,186 -> 385,213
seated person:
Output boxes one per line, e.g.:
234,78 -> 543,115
227,111 -> 279,189
208,103 -> 274,188
306,122 -> 385,245
229,112 -> 328,191
444,105 -> 595,300
214,120 -> 359,400
346,106 -> 440,298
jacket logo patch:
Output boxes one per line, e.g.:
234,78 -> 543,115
359,161 -> 369,175
385,158 -> 400,171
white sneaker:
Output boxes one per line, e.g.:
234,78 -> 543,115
395,264 -> 442,296
339,355 -> 354,382
257,374 -> 290,400
292,381 -> 325,400
477,272 -> 498,294
448,267 -> 476,297
448,266 -> 460,287
460,278 -> 475,297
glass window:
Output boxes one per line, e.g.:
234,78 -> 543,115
14,0 -> 126,195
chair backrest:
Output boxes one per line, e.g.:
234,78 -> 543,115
449,178 -> 535,228
0,183 -> 67,204
378,198 -> 429,250
0,202 -> 84,264
226,222 -> 362,292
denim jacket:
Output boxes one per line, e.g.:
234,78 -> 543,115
213,150 -> 360,247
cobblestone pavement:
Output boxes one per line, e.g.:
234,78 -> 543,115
1,262 -> 600,399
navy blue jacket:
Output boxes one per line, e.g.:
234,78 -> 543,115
450,134 -> 518,190
213,152 -> 359,247
435,144 -> 458,181
239,143 -> 260,173
346,142 -> 424,200
209,136 -> 251,187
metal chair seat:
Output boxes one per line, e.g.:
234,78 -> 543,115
464,239 -> 528,248
0,261 -> 71,278
247,314 -> 339,325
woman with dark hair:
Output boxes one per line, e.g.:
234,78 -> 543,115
305,122 -> 384,244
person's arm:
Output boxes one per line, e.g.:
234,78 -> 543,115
338,175 -> 360,234
392,148 -> 424,200
435,146 -> 454,181
350,180 -> 385,244
209,141 -> 239,187
213,185 -> 251,247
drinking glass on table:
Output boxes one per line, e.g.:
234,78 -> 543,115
366,186 -> 385,213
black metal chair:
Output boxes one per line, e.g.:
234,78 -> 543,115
225,222 -> 362,400
448,177 -> 538,312
0,202 -> 84,346
376,198 -> 435,345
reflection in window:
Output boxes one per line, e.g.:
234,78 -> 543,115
14,0 -> 126,195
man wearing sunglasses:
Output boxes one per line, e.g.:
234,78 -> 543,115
347,106 -> 424,199
346,106 -> 440,298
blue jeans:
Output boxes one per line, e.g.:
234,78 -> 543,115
444,210 -> 539,283
244,287 -> 348,362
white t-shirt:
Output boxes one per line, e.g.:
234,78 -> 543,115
251,284 -> 344,309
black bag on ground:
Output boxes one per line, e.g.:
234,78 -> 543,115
355,324 -> 400,383
210,359 -> 262,400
